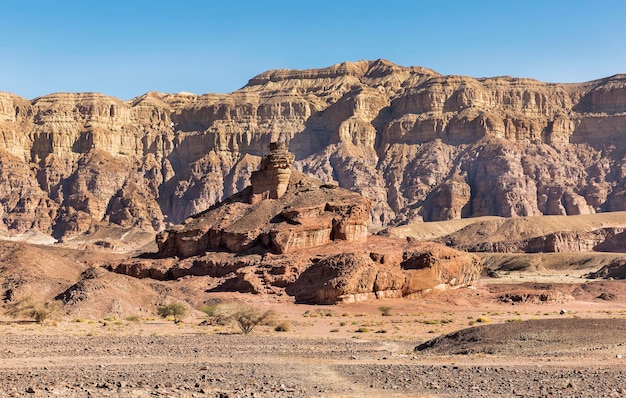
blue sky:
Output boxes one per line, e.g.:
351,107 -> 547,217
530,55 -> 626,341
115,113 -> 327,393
1,0 -> 625,99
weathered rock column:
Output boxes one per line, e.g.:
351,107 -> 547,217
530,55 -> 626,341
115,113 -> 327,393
250,142 -> 295,204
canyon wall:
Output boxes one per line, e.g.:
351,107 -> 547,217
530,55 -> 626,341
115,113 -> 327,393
1,60 -> 626,240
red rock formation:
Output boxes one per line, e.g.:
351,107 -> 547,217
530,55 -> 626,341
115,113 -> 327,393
249,142 -> 294,203
108,237 -> 482,304
109,143 -> 483,304
156,144 -> 370,257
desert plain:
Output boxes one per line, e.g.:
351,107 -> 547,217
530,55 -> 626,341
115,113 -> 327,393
2,242 -> 626,397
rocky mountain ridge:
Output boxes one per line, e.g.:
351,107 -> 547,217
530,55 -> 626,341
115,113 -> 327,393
388,212 -> 626,254
1,60 -> 626,240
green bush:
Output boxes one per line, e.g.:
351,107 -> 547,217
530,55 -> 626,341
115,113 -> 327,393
200,304 -> 220,317
157,303 -> 187,323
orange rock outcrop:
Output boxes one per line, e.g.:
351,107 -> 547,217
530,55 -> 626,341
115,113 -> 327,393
156,144 -> 370,257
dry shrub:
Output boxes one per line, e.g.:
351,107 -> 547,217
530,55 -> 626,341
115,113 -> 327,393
201,303 -> 276,335
274,321 -> 293,332
378,306 -> 392,316
156,303 -> 187,323
5,296 -> 59,324
233,306 -> 276,335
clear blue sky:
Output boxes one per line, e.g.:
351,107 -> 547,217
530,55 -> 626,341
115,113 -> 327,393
1,0 -> 625,100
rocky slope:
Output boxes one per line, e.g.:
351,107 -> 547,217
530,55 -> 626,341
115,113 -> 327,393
105,145 -> 482,304
107,237 -> 482,304
386,212 -> 626,254
1,60 -> 626,240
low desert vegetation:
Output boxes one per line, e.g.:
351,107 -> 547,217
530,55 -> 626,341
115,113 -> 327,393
157,303 -> 187,323
201,302 -> 276,335
232,306 -> 276,334
378,306 -> 393,316
274,321 -> 292,332
5,296 -> 59,325
303,309 -> 334,317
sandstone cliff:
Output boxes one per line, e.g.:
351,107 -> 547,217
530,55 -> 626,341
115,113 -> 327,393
2,61 -> 626,240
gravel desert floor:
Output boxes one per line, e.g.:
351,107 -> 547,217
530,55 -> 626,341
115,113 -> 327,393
3,274 -> 626,398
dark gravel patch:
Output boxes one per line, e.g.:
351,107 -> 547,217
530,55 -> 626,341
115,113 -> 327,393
415,318 -> 626,356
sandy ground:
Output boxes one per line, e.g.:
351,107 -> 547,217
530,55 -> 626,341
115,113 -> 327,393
3,274 -> 626,397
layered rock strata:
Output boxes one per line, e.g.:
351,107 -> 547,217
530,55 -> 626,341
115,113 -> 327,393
115,144 -> 482,304
108,237 -> 482,304
156,144 -> 370,257
1,62 -> 626,240
249,142 -> 294,203
427,213 -> 626,253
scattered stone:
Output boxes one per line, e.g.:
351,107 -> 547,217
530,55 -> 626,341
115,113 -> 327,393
597,292 -> 617,301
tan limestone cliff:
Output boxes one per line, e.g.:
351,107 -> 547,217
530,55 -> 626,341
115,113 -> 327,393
1,61 -> 626,240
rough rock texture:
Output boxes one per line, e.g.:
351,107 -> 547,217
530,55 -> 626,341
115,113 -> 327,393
109,237 -> 482,304
2,62 -> 626,239
285,242 -> 482,304
156,144 -> 370,257
422,212 -> 626,254
586,259 -> 626,279
250,142 -> 294,203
